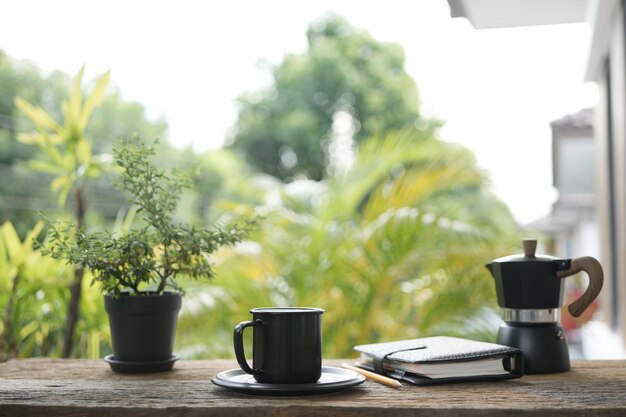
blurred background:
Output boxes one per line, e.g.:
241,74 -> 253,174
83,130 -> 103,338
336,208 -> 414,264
1,0 -> 623,360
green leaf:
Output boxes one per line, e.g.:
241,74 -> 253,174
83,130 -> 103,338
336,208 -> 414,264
40,140 -> 66,167
48,134 -> 65,145
51,175 -> 69,192
76,140 -> 92,165
60,152 -> 77,172
23,221 -> 44,251
16,132 -> 43,145
121,206 -> 139,233
61,101 -> 70,124
84,165 -> 101,178
14,97 -> 64,134
27,160 -> 64,175
1,221 -> 23,262
0,227 -> 8,281
18,321 -> 39,340
57,186 -> 71,207
67,65 -> 85,125
80,70 -> 110,130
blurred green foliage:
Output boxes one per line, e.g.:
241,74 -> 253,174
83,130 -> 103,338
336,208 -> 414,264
15,66 -> 122,357
229,13 -> 438,181
43,137 -> 253,296
0,129 -> 519,360
15,66 -> 115,206
0,51 -> 167,238
177,130 -> 519,358
0,221 -> 109,360
1,15 -> 521,361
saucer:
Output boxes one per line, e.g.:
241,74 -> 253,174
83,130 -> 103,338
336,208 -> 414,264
211,366 -> 366,396
104,354 -> 180,373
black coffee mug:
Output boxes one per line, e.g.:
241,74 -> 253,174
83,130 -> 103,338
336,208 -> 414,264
233,307 -> 324,383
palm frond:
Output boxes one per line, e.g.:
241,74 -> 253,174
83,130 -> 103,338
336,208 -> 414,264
181,129 -> 520,358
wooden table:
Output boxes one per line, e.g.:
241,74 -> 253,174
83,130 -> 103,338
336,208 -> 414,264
1,359 -> 625,416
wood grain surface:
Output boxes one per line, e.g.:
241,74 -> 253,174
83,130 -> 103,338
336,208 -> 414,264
1,359 -> 625,416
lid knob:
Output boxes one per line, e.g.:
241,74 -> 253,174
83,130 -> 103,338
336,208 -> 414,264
522,239 -> 537,258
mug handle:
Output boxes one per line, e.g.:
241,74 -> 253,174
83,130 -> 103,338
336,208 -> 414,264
233,319 -> 264,375
556,256 -> 604,317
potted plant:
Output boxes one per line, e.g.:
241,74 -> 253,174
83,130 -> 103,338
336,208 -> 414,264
42,136 -> 253,373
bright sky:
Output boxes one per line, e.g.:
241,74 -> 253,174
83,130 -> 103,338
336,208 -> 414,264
1,0 -> 597,224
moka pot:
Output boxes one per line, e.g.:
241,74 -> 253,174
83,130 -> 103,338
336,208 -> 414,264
486,239 -> 603,373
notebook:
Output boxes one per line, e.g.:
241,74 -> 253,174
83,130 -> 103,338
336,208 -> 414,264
353,336 -> 524,385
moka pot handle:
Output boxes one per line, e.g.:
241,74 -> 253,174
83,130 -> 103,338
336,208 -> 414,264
556,256 -> 604,317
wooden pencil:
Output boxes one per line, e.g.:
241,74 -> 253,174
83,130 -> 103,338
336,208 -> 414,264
341,362 -> 403,388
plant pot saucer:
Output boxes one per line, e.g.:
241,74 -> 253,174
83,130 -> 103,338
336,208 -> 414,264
104,353 -> 180,374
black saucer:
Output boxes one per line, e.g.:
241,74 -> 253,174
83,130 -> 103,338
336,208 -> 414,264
104,354 -> 180,373
211,366 -> 366,396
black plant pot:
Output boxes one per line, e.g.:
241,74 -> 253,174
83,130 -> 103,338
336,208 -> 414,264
104,291 -> 182,373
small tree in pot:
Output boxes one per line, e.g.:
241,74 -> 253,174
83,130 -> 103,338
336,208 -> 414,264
43,136 -> 253,372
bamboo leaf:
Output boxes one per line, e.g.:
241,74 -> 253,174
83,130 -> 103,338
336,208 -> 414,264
40,141 -> 66,167
50,176 -> 67,192
48,134 -> 65,145
1,221 -> 23,262
68,65 -> 85,124
76,140 -> 92,165
27,160 -> 64,175
16,132 -> 42,145
14,97 -> 64,134
84,165 -> 101,178
60,152 -> 77,172
57,186 -> 71,207
19,321 -> 39,340
80,70 -> 111,130
113,205 -> 139,235
23,221 -> 44,252
61,101 -> 70,123
0,229 -> 7,275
